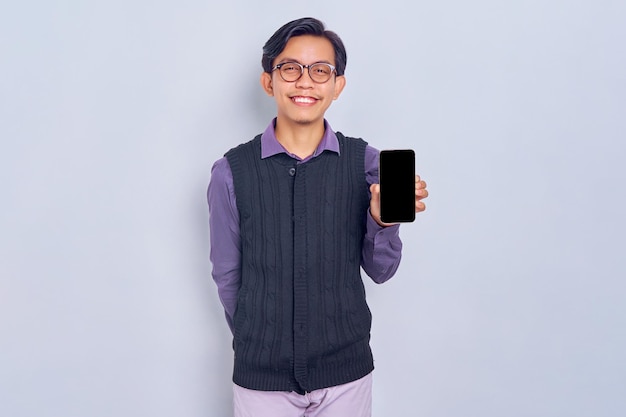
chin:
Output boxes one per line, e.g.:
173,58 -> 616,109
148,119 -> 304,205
294,118 -> 316,125
279,110 -> 323,126
291,113 -> 323,125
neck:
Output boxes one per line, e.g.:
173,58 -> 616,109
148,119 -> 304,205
274,117 -> 325,159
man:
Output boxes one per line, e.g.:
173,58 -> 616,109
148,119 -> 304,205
208,17 -> 428,417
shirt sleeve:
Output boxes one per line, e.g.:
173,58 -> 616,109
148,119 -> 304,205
207,157 -> 241,333
361,145 -> 403,284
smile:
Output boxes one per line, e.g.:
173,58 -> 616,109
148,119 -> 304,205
291,96 -> 318,104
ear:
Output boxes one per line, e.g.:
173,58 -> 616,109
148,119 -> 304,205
260,72 -> 274,96
332,75 -> 346,100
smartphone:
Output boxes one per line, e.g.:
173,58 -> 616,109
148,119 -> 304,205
379,149 -> 415,223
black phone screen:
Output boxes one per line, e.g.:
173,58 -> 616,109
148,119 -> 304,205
379,149 -> 415,223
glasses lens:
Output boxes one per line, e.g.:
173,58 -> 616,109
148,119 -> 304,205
279,63 -> 302,82
309,64 -> 333,82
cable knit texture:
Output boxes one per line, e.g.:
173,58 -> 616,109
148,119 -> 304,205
225,132 -> 373,394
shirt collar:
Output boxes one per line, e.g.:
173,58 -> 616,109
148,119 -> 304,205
260,118 -> 340,160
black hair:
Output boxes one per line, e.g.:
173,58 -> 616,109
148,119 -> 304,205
262,17 -> 347,76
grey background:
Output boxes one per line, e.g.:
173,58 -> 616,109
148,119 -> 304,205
1,1 -> 625,416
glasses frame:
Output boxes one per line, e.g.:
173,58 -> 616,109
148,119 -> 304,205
271,61 -> 337,84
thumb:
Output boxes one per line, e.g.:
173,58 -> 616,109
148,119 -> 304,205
370,183 -> 380,203
369,183 -> 381,219
369,184 -> 395,227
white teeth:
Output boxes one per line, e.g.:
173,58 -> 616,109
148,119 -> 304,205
293,97 -> 315,103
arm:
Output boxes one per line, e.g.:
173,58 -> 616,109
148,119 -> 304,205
361,146 -> 429,283
361,146 -> 403,283
207,157 -> 241,333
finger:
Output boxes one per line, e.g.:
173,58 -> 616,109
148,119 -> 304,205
370,183 -> 380,199
415,180 -> 427,190
416,189 -> 429,199
416,201 -> 426,212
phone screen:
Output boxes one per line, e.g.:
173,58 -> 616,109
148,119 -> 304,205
379,149 -> 415,223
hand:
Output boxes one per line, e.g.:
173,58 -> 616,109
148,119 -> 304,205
369,175 -> 429,227
414,175 -> 428,212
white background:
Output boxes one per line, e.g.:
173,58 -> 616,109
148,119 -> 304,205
1,1 -> 625,416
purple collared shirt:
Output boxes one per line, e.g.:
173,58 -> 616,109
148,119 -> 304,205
207,119 -> 402,331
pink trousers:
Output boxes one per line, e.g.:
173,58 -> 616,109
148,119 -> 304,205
233,372 -> 373,417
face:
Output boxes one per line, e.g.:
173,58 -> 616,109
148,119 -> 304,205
260,35 -> 346,127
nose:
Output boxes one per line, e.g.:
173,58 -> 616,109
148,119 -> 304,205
295,67 -> 314,88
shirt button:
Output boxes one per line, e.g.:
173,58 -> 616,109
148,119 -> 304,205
288,167 -> 296,176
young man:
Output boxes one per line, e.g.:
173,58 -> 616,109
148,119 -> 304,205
208,17 -> 428,417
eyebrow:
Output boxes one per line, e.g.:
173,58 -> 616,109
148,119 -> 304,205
276,58 -> 334,65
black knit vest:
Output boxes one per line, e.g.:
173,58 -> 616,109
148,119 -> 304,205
225,132 -> 373,393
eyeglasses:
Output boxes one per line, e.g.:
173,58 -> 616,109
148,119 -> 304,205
271,61 -> 336,83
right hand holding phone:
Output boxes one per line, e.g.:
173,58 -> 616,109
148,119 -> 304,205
369,175 -> 428,227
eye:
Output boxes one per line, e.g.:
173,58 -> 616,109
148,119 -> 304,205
312,64 -> 331,75
281,63 -> 300,73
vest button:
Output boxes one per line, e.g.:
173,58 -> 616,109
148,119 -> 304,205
288,167 -> 296,176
